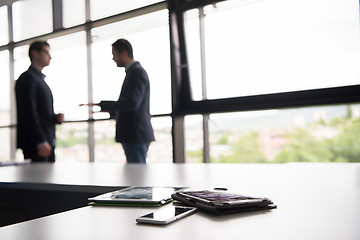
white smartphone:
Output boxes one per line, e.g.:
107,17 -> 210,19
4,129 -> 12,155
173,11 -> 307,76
136,206 -> 197,225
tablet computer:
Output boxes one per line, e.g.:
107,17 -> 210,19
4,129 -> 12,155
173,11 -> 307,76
88,186 -> 186,207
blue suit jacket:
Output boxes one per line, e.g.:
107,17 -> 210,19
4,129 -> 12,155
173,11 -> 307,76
99,62 -> 155,143
15,66 -> 58,150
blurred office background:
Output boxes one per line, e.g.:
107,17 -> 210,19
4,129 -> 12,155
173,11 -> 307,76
0,0 -> 359,163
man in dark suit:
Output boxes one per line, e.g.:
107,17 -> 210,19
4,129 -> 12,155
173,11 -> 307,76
15,41 -> 64,162
90,38 -> 155,163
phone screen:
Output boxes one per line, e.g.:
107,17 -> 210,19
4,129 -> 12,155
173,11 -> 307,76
142,207 -> 189,220
136,206 -> 196,224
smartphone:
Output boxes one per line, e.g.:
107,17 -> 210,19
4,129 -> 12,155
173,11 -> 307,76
136,206 -> 197,225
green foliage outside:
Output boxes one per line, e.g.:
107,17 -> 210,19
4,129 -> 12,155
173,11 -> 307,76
274,117 -> 360,163
213,132 -> 267,163
199,116 -> 360,163
56,125 -> 117,148
56,127 -> 87,148
94,135 -> 116,145
216,133 -> 230,145
330,118 -> 360,162
187,150 -> 204,163
273,128 -> 333,163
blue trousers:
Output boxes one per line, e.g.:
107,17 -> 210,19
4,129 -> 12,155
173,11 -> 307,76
122,142 -> 150,164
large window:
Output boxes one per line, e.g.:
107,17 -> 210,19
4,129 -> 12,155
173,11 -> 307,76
185,0 -> 360,100
175,0 -> 360,163
2,0 -> 359,163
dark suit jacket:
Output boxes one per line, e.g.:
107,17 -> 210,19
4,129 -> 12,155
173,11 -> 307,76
99,61 -> 155,143
15,65 -> 58,150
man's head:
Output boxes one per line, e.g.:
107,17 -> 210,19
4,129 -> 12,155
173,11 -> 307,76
29,41 -> 51,69
111,38 -> 133,68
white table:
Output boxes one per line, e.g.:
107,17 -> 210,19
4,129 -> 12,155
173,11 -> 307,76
0,162 -> 359,240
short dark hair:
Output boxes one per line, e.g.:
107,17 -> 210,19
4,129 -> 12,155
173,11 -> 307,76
28,41 -> 50,61
112,38 -> 133,58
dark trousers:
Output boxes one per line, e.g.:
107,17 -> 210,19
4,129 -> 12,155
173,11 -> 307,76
122,142 -> 150,164
22,147 -> 55,162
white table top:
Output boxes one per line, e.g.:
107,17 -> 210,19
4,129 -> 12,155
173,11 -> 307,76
0,162 -> 359,240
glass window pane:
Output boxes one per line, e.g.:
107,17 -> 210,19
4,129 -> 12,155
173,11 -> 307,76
46,32 -> 88,120
56,122 -> 89,162
12,0 -> 53,41
94,120 -> 126,163
184,9 -> 202,101
0,50 -> 10,162
0,129 -> 10,162
94,117 -> 172,163
14,45 -> 30,80
185,0 -> 360,100
147,117 -> 172,163
91,10 -> 171,115
0,50 -> 10,125
185,115 -> 204,163
0,6 -> 8,45
46,32 -> 89,162
63,0 -> 86,28
209,104 -> 360,163
90,0 -> 163,21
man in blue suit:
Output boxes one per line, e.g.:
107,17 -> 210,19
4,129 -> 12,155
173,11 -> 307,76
93,39 -> 155,163
15,41 -> 64,162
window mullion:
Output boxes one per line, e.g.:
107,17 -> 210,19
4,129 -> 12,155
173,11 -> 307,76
199,7 -> 210,163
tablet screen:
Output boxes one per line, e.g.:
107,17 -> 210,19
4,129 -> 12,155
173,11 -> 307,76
89,186 -> 184,204
111,187 -> 180,201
